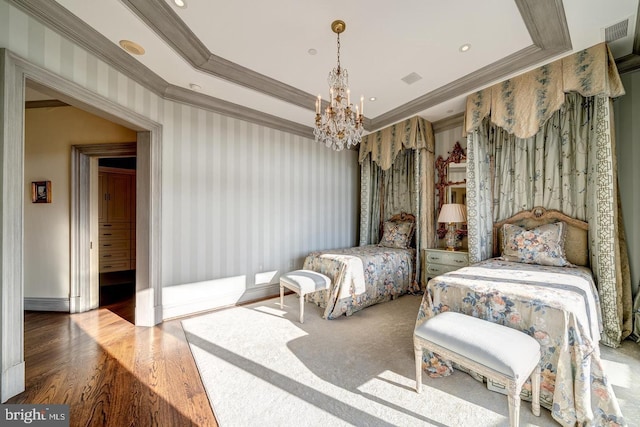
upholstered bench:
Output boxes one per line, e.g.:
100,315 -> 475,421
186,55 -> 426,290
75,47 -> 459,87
414,311 -> 541,427
280,270 -> 331,323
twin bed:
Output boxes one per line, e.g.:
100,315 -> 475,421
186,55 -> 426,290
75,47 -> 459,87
416,207 -> 623,426
302,206 -> 623,425
302,212 -> 417,319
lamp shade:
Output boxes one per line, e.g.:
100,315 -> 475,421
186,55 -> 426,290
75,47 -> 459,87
437,203 -> 467,223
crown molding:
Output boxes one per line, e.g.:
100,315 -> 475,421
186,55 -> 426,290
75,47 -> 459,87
6,0 -> 314,139
6,0 -> 169,96
121,0 -> 316,112
9,0 -> 573,138
514,0 -> 571,50
433,113 -> 464,134
164,85 -> 314,138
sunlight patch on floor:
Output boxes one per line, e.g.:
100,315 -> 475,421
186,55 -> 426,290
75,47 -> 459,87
600,359 -> 631,388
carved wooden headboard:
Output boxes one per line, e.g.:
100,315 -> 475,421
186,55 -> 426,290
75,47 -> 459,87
492,207 -> 589,267
387,212 -> 416,224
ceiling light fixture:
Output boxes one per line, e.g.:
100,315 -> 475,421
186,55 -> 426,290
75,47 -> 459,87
189,83 -> 201,91
119,40 -> 145,56
314,20 -> 364,151
459,43 -> 471,53
369,97 -> 377,102
173,0 -> 187,8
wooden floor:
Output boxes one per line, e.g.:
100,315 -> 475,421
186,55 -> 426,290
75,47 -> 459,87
7,296 -> 219,427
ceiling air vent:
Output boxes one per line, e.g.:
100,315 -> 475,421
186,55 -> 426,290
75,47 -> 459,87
401,72 -> 422,85
604,19 -> 629,43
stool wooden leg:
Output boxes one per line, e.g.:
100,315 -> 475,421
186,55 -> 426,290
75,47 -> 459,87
299,292 -> 304,323
531,364 -> 541,417
414,343 -> 423,393
280,284 -> 284,309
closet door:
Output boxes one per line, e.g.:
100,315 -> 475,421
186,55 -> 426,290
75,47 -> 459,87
98,172 -> 108,222
106,173 -> 131,223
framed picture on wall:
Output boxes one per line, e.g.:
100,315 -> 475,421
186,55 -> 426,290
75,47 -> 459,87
31,181 -> 52,203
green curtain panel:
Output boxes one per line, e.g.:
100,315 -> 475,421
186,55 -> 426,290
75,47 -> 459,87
464,41 -> 633,347
359,116 -> 435,287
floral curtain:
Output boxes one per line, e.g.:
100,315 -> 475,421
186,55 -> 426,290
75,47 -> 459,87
359,116 -> 435,286
465,43 -> 632,348
464,43 -> 624,139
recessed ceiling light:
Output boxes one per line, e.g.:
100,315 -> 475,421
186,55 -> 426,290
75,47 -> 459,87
189,83 -> 201,91
459,43 -> 471,53
173,0 -> 187,8
308,48 -> 317,55
447,109 -> 454,114
119,40 -> 145,56
369,97 -> 377,102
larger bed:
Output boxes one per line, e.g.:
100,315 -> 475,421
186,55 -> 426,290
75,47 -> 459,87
303,213 -> 416,319
416,207 -> 625,426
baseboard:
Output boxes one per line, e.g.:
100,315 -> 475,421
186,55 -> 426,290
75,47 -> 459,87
162,279 -> 280,320
241,284 -> 281,303
24,297 -> 70,312
1,361 -> 25,402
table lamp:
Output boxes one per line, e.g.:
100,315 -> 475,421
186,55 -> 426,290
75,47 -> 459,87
437,203 -> 467,251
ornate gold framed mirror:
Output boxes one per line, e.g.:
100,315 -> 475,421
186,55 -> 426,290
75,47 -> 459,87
435,141 -> 467,241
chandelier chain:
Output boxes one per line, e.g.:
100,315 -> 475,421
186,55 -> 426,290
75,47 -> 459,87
336,33 -> 341,71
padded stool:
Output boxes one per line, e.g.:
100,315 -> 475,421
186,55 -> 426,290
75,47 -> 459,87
414,311 -> 541,427
280,270 -> 331,323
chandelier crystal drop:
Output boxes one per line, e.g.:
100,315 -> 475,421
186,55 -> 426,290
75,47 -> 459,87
314,20 -> 364,151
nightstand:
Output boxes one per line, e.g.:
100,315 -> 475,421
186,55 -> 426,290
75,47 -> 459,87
423,248 -> 469,280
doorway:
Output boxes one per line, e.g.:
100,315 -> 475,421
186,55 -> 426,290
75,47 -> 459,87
97,157 -> 137,323
0,50 -> 163,402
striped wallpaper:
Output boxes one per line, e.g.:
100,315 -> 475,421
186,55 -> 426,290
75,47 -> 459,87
0,0 -> 360,300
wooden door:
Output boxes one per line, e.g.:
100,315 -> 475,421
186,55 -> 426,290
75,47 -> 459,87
107,173 -> 131,222
98,172 -> 108,222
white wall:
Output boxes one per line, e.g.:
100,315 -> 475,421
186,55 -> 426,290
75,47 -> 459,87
0,0 -> 360,310
614,72 -> 640,297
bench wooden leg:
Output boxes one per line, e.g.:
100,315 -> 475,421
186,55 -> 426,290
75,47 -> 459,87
531,364 -> 541,417
507,381 -> 522,427
280,284 -> 284,309
414,344 -> 423,393
299,292 -> 304,323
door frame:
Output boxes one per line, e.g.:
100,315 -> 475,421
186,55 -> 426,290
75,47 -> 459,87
71,142 -> 138,314
0,49 -> 163,402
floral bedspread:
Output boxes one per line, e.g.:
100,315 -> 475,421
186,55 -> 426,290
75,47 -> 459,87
303,244 -> 413,319
416,259 -> 625,427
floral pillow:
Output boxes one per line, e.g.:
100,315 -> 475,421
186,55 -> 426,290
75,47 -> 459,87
501,222 -> 572,267
379,220 -> 414,249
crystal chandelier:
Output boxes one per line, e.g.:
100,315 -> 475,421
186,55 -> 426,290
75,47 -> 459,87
314,20 -> 364,151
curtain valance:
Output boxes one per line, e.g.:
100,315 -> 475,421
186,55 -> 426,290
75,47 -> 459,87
464,43 -> 625,139
359,116 -> 434,170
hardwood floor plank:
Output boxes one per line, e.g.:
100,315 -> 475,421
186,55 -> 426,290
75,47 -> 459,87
8,305 -> 218,427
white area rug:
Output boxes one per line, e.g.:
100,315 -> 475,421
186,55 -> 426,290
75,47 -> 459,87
182,294 -> 639,427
